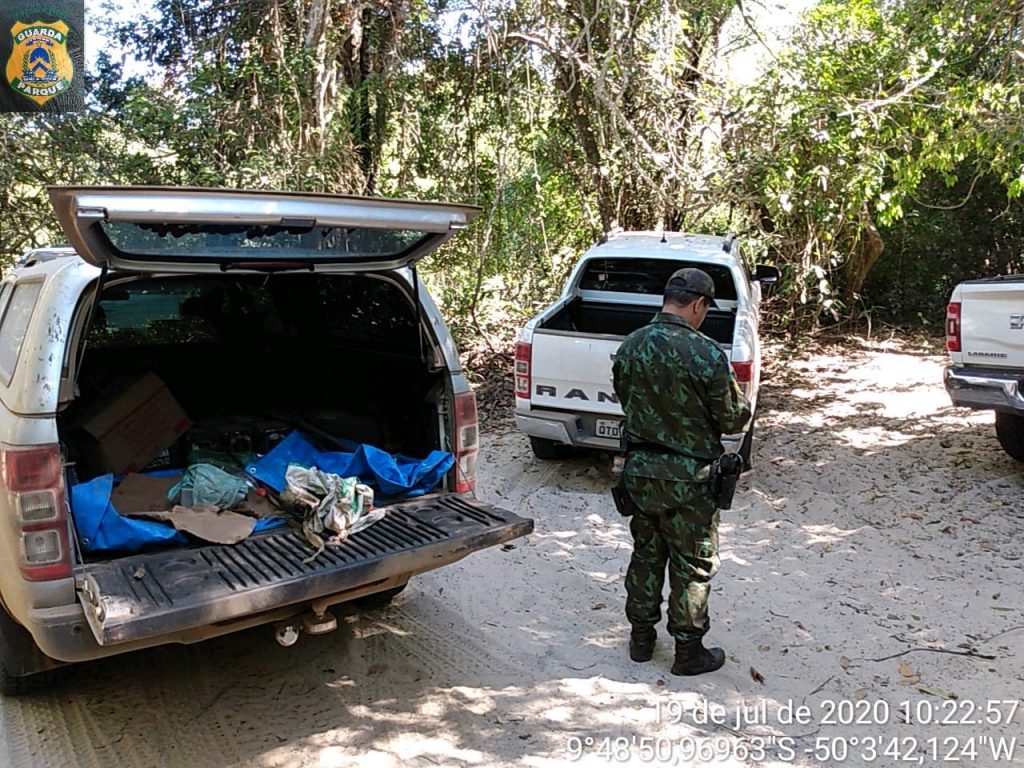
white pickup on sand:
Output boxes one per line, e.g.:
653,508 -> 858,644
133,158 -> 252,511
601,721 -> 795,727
514,231 -> 778,466
944,275 -> 1024,460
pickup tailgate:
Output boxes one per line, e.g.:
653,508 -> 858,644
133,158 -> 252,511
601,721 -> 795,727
75,494 -> 532,646
530,330 -> 624,416
959,279 -> 1024,368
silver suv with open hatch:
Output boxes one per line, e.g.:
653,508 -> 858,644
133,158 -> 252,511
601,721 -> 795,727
0,186 -> 532,693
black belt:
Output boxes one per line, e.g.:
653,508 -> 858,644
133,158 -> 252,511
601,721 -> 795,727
625,441 -> 712,463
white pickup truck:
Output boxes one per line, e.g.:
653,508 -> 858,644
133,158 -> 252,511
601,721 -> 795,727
944,276 -> 1024,461
514,232 -> 779,466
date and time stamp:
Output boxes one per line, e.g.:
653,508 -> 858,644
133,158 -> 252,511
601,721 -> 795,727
564,697 -> 1021,764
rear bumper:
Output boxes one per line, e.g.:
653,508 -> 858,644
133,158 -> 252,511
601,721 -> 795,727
515,410 -> 618,450
515,409 -> 743,453
22,494 -> 532,661
944,365 -> 1024,413
25,573 -> 416,664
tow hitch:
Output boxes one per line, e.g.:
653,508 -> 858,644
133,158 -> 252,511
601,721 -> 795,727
273,601 -> 338,647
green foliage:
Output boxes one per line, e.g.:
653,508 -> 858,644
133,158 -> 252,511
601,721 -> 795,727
1,0 -> 1022,341
721,0 -> 1024,327
865,170 -> 1024,322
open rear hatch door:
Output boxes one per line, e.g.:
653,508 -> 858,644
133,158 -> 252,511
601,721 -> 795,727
75,494 -> 532,646
48,185 -> 480,273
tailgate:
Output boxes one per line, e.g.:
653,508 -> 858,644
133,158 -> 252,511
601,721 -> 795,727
531,330 -> 624,416
75,495 -> 532,646
960,280 -> 1024,368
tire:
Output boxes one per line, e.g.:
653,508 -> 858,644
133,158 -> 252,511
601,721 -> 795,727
995,412 -> 1024,462
0,659 -> 72,696
0,606 -> 71,695
529,436 -> 573,460
738,416 -> 755,472
353,581 -> 409,609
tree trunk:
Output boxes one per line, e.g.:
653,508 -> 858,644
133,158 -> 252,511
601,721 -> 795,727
845,206 -> 885,304
555,62 -> 615,232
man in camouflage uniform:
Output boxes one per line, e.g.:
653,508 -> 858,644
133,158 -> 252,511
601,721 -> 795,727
612,267 -> 751,676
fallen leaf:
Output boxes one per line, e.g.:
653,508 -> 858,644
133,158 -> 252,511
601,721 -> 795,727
839,656 -> 851,669
591,603 -> 606,610
750,667 -> 765,684
917,685 -> 957,699
898,660 -> 914,678
758,644 -> 771,652
940,526 -> 952,534
980,541 -> 1000,552
903,512 -> 923,521
898,675 -> 922,685
853,688 -> 868,700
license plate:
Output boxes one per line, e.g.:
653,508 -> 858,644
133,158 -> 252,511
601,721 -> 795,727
595,419 -> 622,438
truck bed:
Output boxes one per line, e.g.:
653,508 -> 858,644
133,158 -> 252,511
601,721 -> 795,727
75,494 -> 533,646
539,298 -> 736,344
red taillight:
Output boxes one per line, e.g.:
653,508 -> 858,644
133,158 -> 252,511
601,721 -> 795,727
514,341 -> 532,398
0,444 -> 71,581
3,446 -> 61,491
731,361 -> 753,383
946,302 -> 961,352
453,392 -> 479,494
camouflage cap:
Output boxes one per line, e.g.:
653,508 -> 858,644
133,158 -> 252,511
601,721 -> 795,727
665,267 -> 715,302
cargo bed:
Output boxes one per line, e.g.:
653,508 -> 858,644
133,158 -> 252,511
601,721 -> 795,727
75,494 -> 533,646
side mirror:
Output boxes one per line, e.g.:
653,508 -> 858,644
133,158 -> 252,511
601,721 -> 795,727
754,264 -> 780,284
754,264 -> 780,298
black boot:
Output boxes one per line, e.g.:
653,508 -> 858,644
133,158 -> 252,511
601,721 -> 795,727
671,638 -> 725,676
628,627 -> 657,662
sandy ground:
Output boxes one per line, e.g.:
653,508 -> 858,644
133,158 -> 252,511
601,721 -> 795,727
0,340 -> 1022,768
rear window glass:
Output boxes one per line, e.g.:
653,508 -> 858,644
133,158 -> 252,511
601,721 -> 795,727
87,275 -> 418,353
99,222 -> 430,263
0,282 -> 42,383
578,258 -> 738,301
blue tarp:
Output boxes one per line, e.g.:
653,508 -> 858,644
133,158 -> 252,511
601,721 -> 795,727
245,431 -> 454,499
70,472 -> 286,554
70,474 -> 187,554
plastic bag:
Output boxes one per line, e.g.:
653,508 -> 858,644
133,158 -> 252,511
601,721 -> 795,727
284,464 -> 384,560
168,463 -> 251,508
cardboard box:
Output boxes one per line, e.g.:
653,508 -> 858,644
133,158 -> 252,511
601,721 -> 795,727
82,373 -> 191,475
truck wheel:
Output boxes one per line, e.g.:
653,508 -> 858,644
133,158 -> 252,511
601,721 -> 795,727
0,606 -> 70,695
995,412 -> 1024,462
529,436 -> 572,460
739,417 -> 755,472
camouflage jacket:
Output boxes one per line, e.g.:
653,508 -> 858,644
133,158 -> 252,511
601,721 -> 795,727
612,312 -> 752,483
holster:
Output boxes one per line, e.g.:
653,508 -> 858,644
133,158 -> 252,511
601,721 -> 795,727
611,474 -> 640,517
708,452 -> 743,510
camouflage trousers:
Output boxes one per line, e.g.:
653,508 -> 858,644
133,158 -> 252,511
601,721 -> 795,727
623,476 -> 720,642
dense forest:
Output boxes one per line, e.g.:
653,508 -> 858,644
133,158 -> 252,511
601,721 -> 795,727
1,0 -> 1022,342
